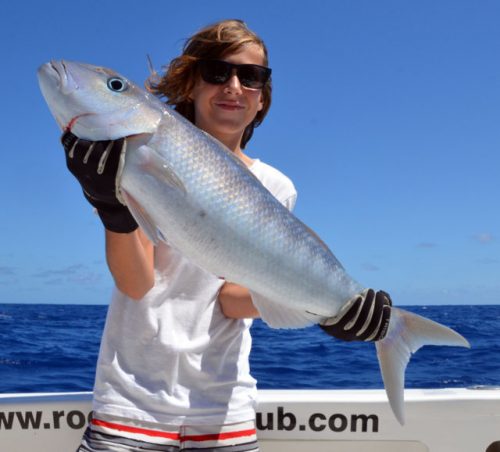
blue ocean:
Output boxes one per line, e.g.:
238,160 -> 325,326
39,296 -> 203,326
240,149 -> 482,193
0,304 -> 498,393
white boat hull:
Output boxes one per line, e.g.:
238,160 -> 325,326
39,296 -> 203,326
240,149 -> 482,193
1,389 -> 499,452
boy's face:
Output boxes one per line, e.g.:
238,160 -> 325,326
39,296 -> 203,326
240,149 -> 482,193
189,43 -> 265,149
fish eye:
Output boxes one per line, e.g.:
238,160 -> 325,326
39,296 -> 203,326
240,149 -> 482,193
107,77 -> 128,92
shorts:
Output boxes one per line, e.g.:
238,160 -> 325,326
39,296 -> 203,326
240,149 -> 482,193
76,414 -> 259,452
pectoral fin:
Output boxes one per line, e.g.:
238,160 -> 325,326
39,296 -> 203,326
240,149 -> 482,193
121,190 -> 161,246
140,145 -> 187,195
124,135 -> 187,195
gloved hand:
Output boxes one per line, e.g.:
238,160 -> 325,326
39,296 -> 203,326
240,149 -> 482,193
319,289 -> 392,342
61,131 -> 138,233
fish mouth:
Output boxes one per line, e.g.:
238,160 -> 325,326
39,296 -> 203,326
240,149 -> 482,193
45,60 -> 78,94
64,113 -> 93,133
48,60 -> 64,79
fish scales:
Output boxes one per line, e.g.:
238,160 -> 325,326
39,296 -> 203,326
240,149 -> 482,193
123,112 -> 357,316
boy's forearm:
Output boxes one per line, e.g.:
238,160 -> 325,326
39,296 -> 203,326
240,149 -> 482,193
105,228 -> 155,300
218,282 -> 260,319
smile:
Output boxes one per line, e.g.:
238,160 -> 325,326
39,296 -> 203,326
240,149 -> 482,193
215,102 -> 244,111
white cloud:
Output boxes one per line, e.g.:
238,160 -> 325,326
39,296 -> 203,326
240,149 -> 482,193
32,264 -> 103,286
417,242 -> 437,249
474,233 -> 494,243
0,266 -> 16,276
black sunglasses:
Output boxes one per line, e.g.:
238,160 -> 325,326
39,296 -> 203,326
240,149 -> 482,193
198,59 -> 271,90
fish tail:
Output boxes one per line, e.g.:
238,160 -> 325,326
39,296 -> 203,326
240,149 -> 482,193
375,307 -> 470,425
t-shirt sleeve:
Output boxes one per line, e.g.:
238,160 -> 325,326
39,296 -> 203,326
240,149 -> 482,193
250,160 -> 297,212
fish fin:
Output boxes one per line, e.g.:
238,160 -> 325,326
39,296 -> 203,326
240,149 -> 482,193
121,190 -> 161,246
140,146 -> 187,195
122,137 -> 187,195
250,291 -> 325,328
375,307 -> 470,425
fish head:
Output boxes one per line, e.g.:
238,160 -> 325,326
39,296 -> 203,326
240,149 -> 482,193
37,60 -> 164,141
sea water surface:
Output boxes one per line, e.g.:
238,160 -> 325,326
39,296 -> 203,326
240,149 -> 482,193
0,304 -> 498,393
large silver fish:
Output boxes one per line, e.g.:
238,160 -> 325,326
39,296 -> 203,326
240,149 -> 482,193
38,60 -> 469,424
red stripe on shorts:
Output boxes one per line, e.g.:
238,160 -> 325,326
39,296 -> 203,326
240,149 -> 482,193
182,428 -> 257,442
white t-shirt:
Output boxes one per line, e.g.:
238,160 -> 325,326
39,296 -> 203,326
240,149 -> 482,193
92,159 -> 297,426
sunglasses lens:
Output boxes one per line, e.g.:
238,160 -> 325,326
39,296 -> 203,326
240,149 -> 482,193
199,60 -> 231,84
199,60 -> 271,89
238,65 -> 270,89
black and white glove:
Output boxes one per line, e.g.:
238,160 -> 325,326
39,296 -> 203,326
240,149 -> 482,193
61,131 -> 138,233
319,289 -> 392,342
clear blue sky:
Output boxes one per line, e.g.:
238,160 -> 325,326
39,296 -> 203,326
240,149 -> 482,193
1,0 -> 498,305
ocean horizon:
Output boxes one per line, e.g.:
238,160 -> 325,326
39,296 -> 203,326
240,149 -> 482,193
0,304 -> 498,393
